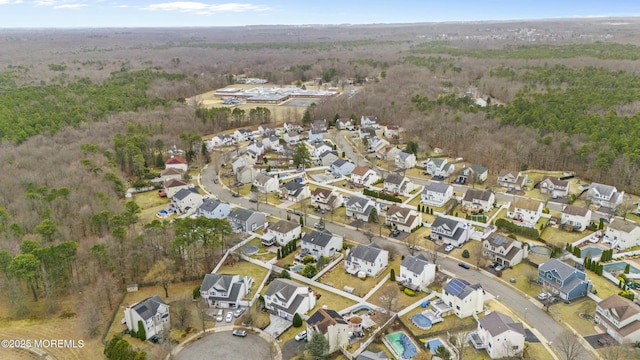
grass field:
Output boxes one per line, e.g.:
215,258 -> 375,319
367,282 -> 421,313
318,257 -> 403,298
541,227 -> 593,247
549,298 -> 598,337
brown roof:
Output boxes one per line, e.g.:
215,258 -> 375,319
386,204 -> 412,218
164,179 -> 189,188
165,156 -> 187,165
307,309 -> 347,334
498,169 -> 518,178
312,187 -> 332,198
351,165 -> 371,177
541,176 -> 569,187
268,220 -> 300,234
597,295 -> 640,336
161,168 -> 184,176
509,198 -> 542,212
463,188 -> 493,202
563,205 -> 590,217
348,316 -> 362,324
608,219 -> 639,233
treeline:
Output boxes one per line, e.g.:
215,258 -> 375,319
195,106 -> 272,129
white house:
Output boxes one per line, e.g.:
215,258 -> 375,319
497,170 -> 527,191
399,254 -> 436,292
311,187 -> 344,211
227,208 -> 267,233
247,141 -> 265,157
346,196 -> 377,222
280,181 -> 311,202
383,173 -> 415,196
208,134 -> 235,148
378,146 -> 401,162
507,198 -> 543,228
360,115 -> 380,129
160,168 -> 184,182
198,199 -> 231,219
430,215 -> 471,246
123,296 -> 170,340
473,311 -> 525,359
306,309 -> 350,353
266,220 -> 302,246
395,151 -> 416,169
318,151 -> 339,167
309,129 -> 326,142
462,189 -> 495,213
561,205 -> 592,232
330,159 -> 356,177
284,132 -> 301,144
200,273 -> 254,308
312,119 -> 328,131
264,278 -> 316,321
313,142 -> 334,158
300,230 -> 343,260
421,182 -> 453,207
385,204 -> 422,233
163,179 -> 190,198
258,125 -> 278,137
283,121 -> 303,134
383,124 -> 401,139
232,153 -> 255,173
253,173 -> 279,193
424,158 -> 455,178
605,219 -> 640,250
539,176 -> 570,198
368,136 -> 389,153
587,183 -> 624,209
457,164 -> 488,184
482,234 -> 529,268
595,294 -> 640,344
441,278 -> 484,318
236,166 -> 257,184
233,129 -> 254,142
359,127 -> 377,140
165,156 -> 188,172
171,188 -> 203,214
337,118 -> 355,130
344,243 -> 389,278
263,136 -> 283,153
351,166 -> 380,187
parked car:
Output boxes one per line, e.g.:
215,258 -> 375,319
149,335 -> 160,344
234,308 -> 245,318
216,309 -> 224,322
295,330 -> 307,342
458,263 -> 470,269
232,330 -> 247,337
226,312 -> 233,323
494,264 -> 505,271
249,198 -> 258,203
232,193 -> 240,198
390,229 -> 401,238
444,245 -> 454,252
537,292 -> 551,301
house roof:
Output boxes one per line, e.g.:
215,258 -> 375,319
282,180 -> 306,196
470,164 -> 488,174
423,182 -> 451,194
541,176 -> 569,187
165,156 -> 187,165
397,151 -> 413,161
161,167 -> 184,176
264,278 -> 306,301
164,178 -> 189,188
428,158 -> 446,167
314,141 -> 332,149
228,208 -> 255,222
173,188 -> 200,201
310,129 -> 326,135
401,254 -> 431,275
254,173 -> 275,186
352,165 -> 371,177
498,169 -> 519,178
486,234 -> 514,249
386,204 -> 412,219
201,273 -> 236,293
478,311 -> 525,337
312,187 -> 332,198
509,197 -> 542,212
199,199 -> 227,212
320,150 -> 339,159
130,295 -> 167,321
269,220 -> 300,234
443,278 -> 482,300
563,205 -> 590,217
463,188 -> 493,202
332,158 -> 353,169
538,259 -> 583,281
431,216 -> 467,241
590,182 -> 617,197
357,351 -> 390,360
608,219 -> 639,233
597,295 -> 640,330
306,309 -> 347,334
346,243 -> 385,263
302,230 -> 339,248
385,173 -> 405,185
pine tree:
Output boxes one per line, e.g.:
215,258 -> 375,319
390,269 -> 396,281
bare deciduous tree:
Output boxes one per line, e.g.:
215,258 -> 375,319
556,331 -> 584,360
378,284 -> 399,320
171,298 -> 192,330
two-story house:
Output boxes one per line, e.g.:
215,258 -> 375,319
399,254 -> 436,292
539,176 -> 570,198
507,198 -> 543,228
165,156 -> 188,172
344,243 -> 389,278
385,204 -> 422,233
313,142 -> 334,158
462,189 -> 495,213
123,296 -> 170,340
359,127 -> 377,140
280,180 -> 311,202
208,134 -> 235,148
457,164 -> 488,184
424,158 -> 455,178
368,136 -> 389,153
346,196 -> 377,222
253,173 -> 279,193
283,121 -> 303,134
482,234 -> 528,268
587,183 -> 624,209
266,220 -> 302,246
306,309 -> 350,353
263,136 -> 283,153
160,167 -> 184,183
537,259 -> 589,301
497,170 -> 527,191
337,118 -> 355,131
560,205 -> 592,232
300,230 -> 343,261
264,278 -> 316,321
198,199 -> 231,219
171,188 -> 203,214
441,278 -> 484,318
430,215 -> 471,247
330,159 -> 356,177
318,150 -> 339,167
247,141 -> 266,157
360,115 -> 379,129
378,146 -> 401,162
395,151 -> 416,169
232,153 -> 256,173
163,178 -> 190,198
605,219 -> 640,250
200,273 -> 254,308
383,124 -> 401,140
312,119 -> 328,131
595,294 -> 640,344
258,125 -> 278,137
351,166 -> 380,187
284,131 -> 301,144
474,311 -> 525,359
227,208 -> 267,233
383,173 -> 415,196
309,129 -> 326,142
421,182 -> 453,207
233,128 -> 254,142
236,166 -> 258,184
311,187 -> 344,211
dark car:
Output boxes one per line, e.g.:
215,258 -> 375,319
249,199 -> 258,203
390,230 -> 401,237
149,335 -> 160,344
232,193 -> 240,198
232,330 -> 247,337
458,263 -> 470,269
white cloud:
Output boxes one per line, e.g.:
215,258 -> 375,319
54,2 -> 86,8
0,0 -> 24,4
143,2 -> 269,15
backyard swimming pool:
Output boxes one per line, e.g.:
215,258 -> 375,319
580,246 -> 603,258
385,331 -> 418,359
603,261 -> 640,274
411,314 -> 432,330
290,264 -> 304,273
424,338 -> 447,355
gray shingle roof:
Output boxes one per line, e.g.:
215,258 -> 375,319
385,173 -> 405,185
131,295 -> 167,321
539,259 -> 582,281
463,188 -> 493,202
302,230 -> 338,248
608,219 -> 638,233
423,182 -> 451,194
563,205 -> 589,217
199,199 -> 226,212
282,180 -> 305,196
357,351 -> 390,360
347,196 -> 370,208
478,311 -> 524,337
173,188 -> 199,200
346,243 -> 384,263
590,183 -> 617,197
401,254 -> 431,275
269,220 -> 300,234
265,278 -> 306,302
228,208 -> 255,222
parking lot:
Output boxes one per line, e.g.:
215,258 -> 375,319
175,331 -> 272,360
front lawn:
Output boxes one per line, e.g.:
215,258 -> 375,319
549,298 -> 598,337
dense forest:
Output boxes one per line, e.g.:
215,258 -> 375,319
1,19 -> 640,355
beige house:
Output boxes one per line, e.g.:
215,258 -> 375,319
595,294 -> 640,344
482,234 -> 528,267
306,309 -> 349,353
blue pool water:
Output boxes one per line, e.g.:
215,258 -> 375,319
580,246 -> 603,258
411,314 -> 432,330
425,338 -> 445,354
291,264 -> 304,273
603,262 -> 640,274
157,210 -> 169,216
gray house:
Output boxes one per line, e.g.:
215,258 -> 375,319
299,230 -> 343,260
200,273 -> 254,308
344,243 -> 389,277
537,259 -> 589,301
330,158 -> 356,176
227,208 -> 266,233
198,199 -> 231,219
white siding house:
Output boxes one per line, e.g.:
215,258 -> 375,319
123,296 -> 170,340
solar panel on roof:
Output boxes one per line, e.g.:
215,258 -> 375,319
492,236 -> 508,245
445,279 -> 469,297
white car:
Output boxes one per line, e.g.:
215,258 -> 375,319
444,245 -> 454,252
226,312 -> 233,323
295,330 -> 307,342
537,292 -> 550,300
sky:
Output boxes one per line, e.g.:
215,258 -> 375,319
0,0 -> 639,28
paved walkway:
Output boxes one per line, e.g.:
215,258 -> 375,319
263,314 -> 293,339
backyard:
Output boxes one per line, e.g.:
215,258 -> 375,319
367,281 -> 422,313
318,257 -> 403,298
215,260 -> 270,300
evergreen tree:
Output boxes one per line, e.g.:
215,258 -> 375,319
137,320 -> 146,340
390,268 -> 396,281
293,313 -> 303,327
306,331 -> 330,360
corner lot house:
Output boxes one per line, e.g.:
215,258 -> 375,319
385,204 -> 422,233
473,311 -> 525,359
537,259 -> 589,301
595,294 -> 640,344
399,254 -> 436,291
227,208 -> 266,233
264,279 -> 316,321
605,219 -> 640,250
309,129 -> 326,142
383,173 -> 415,196
344,243 -> 389,277
482,234 -> 528,267
345,196 -> 377,222
350,165 -> 380,187
311,187 -> 344,211
507,198 -> 543,228
253,173 -> 279,193
561,205 -> 592,232
441,278 -> 484,319
539,176 -> 570,198
587,182 -> 624,209
200,273 -> 254,308
424,158 -> 455,178
462,189 -> 495,213
497,170 -> 527,191
123,296 -> 170,340
281,180 -> 311,202
430,215 -> 471,247
198,199 -> 231,219
421,182 -> 453,207
266,220 -> 302,246
306,309 -> 349,353
300,230 -> 343,260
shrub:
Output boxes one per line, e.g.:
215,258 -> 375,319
301,264 -> 317,278
390,269 -> 396,281
461,249 -> 470,258
193,286 -> 201,299
293,313 -> 303,327
303,255 -> 315,264
283,263 -> 292,270
280,270 -> 291,279
137,320 -> 146,340
404,288 -> 416,296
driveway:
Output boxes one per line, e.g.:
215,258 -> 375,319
281,338 -> 306,360
175,331 -> 271,360
263,314 -> 292,338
